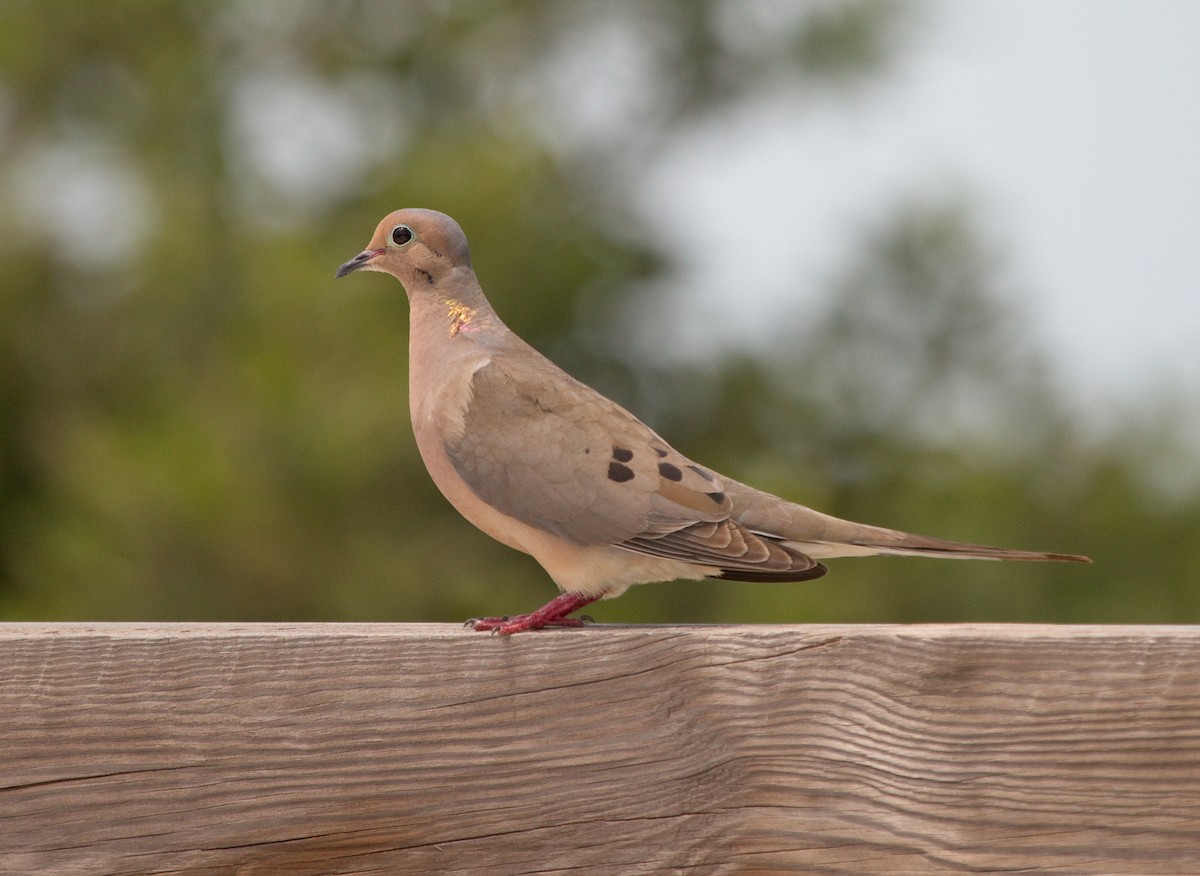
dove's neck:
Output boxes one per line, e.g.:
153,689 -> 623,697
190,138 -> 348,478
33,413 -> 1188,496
406,268 -> 518,461
406,268 -> 519,419
407,267 -> 511,345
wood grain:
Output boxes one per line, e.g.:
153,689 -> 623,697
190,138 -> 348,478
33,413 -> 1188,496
2,623 -> 1199,875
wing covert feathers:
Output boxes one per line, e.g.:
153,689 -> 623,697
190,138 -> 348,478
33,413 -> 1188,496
446,357 -> 1087,585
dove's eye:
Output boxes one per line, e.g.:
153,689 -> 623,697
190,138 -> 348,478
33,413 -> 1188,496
391,225 -> 414,246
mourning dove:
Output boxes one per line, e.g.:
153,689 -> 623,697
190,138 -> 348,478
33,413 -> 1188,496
336,209 -> 1090,634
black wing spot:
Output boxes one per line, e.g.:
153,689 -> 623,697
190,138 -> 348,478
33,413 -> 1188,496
608,461 -> 635,483
688,464 -> 716,483
658,462 -> 684,482
706,491 -> 726,504
611,446 -> 634,462
654,447 -> 669,458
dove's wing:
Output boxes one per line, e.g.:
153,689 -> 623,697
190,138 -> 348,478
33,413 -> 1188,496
444,354 -> 827,581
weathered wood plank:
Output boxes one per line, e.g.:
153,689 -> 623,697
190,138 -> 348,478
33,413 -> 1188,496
2,623 -> 1199,875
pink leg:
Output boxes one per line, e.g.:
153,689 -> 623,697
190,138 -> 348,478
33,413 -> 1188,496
468,592 -> 600,635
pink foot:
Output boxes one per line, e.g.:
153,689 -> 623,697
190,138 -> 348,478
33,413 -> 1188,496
467,592 -> 599,635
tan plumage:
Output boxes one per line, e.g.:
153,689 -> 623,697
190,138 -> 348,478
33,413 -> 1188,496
336,209 -> 1090,634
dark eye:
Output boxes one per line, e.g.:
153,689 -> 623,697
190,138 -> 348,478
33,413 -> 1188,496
391,225 -> 413,246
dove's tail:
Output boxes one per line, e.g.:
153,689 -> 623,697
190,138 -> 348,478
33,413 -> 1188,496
726,481 -> 1092,565
786,529 -> 1092,564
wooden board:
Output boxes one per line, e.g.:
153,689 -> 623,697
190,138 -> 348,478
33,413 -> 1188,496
3,623 -> 1199,874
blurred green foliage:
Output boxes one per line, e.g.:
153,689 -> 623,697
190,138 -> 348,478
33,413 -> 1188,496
0,1 -> 1194,624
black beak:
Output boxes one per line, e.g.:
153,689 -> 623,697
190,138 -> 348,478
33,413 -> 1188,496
335,249 -> 382,279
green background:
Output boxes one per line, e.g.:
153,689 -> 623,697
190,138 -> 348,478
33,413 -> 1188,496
0,2 -> 1193,625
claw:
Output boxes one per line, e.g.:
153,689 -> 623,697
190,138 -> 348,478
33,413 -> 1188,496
463,592 -> 601,635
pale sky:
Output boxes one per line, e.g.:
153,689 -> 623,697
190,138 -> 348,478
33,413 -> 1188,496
10,1 -> 1194,419
635,1 -> 1200,412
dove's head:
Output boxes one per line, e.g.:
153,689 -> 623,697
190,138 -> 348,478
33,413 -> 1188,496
336,208 -> 472,288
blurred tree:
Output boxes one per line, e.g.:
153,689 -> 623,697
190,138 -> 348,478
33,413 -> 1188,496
0,1 -> 1192,624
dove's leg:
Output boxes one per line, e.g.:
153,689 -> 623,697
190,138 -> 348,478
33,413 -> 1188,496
468,592 -> 600,635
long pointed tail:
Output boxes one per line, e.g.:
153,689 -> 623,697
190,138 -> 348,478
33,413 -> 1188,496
727,481 -> 1091,563
796,528 -> 1092,563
